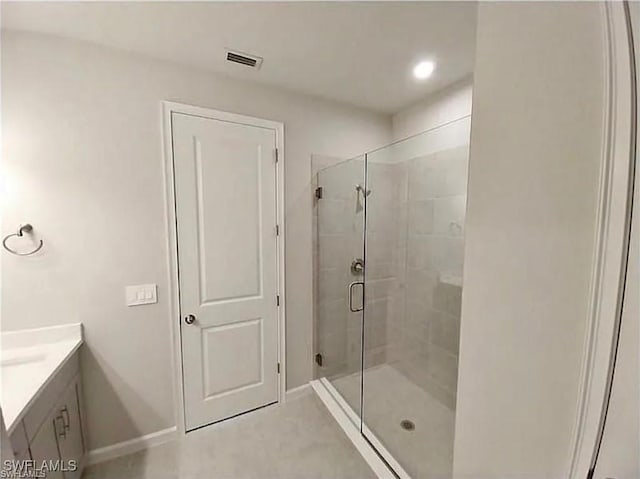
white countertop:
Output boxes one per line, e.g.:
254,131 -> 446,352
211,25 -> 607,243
1,323 -> 83,434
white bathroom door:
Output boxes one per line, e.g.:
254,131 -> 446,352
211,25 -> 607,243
171,110 -> 280,431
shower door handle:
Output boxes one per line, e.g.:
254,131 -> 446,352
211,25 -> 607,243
349,281 -> 364,312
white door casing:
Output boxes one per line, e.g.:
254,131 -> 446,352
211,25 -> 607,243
568,2 -> 637,478
168,106 -> 283,431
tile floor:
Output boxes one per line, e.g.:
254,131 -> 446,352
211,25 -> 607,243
332,364 -> 455,479
82,393 -> 375,479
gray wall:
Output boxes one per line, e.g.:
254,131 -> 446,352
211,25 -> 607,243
392,77 -> 472,141
453,2 -> 606,476
0,30 -> 391,450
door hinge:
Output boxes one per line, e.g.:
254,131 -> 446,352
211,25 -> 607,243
315,186 -> 323,199
275,148 -> 279,163
315,353 -> 323,367
277,362 -> 281,374
276,295 -> 280,306
276,224 -> 280,236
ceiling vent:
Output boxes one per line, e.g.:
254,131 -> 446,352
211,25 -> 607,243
225,49 -> 263,70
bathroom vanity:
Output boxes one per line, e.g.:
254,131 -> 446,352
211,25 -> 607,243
1,324 -> 86,479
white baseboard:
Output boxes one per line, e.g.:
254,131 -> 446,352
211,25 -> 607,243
87,426 -> 177,466
88,385 -> 309,467
284,383 -> 311,402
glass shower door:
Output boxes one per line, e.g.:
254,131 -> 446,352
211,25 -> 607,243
314,155 -> 366,418
313,117 -> 470,479
362,119 -> 470,478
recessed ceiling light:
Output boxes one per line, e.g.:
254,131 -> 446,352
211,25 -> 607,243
413,60 -> 435,80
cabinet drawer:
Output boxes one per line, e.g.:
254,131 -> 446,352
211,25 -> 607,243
9,420 -> 30,461
23,352 -> 79,443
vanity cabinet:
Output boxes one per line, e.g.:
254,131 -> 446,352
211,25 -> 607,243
9,350 -> 86,479
54,378 -> 85,479
30,416 -> 65,479
8,421 -> 29,462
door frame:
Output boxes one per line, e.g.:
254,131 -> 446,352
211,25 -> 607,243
567,2 -> 637,477
161,101 -> 286,435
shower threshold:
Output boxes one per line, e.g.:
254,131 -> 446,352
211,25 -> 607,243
311,377 -> 411,479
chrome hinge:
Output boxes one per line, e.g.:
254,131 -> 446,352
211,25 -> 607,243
276,295 -> 280,306
277,362 -> 281,374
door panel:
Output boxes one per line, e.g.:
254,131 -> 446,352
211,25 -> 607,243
29,418 -> 63,479
362,128 -> 469,478
194,134 -> 262,302
313,155 -> 366,419
172,112 -> 279,431
201,318 -> 263,399
56,379 -> 84,479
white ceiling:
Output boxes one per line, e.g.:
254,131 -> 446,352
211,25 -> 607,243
1,1 -> 477,114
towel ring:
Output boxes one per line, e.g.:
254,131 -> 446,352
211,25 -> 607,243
2,224 -> 44,256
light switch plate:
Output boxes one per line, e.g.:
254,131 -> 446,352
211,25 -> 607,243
126,284 -> 157,306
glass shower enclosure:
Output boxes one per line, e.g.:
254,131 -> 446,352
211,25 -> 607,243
313,116 -> 470,478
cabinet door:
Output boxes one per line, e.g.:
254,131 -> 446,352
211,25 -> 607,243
56,379 -> 85,479
29,417 -> 64,479
8,420 -> 31,462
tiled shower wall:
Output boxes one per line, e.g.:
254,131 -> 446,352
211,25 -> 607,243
386,144 -> 469,410
314,143 -> 469,411
314,158 -> 402,382
362,162 -> 407,370
314,158 -> 365,380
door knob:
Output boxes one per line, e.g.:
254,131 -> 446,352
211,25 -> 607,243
184,314 -> 196,325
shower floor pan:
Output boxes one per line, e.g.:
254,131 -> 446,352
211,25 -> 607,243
311,364 -> 455,479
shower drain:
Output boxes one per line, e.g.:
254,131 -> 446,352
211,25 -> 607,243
400,419 -> 415,431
